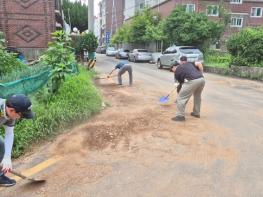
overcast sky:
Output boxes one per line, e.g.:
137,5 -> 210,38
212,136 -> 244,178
69,0 -> 101,16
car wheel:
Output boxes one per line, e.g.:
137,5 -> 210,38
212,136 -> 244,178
157,59 -> 163,69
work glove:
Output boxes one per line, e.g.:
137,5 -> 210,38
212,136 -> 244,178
1,156 -> 12,174
174,82 -> 179,87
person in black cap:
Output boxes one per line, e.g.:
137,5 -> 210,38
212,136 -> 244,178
0,94 -> 34,187
170,56 -> 205,121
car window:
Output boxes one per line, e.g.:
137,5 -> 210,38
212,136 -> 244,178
170,49 -> 177,53
124,50 -> 130,52
179,47 -> 201,54
138,49 -> 148,52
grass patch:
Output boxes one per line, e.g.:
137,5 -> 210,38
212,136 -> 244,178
204,51 -> 231,69
204,62 -> 229,68
9,67 -> 102,158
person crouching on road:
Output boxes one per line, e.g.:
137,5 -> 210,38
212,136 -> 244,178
108,61 -> 133,86
0,94 -> 34,187
170,56 -> 205,122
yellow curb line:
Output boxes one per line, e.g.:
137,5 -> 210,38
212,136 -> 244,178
0,155 -> 62,190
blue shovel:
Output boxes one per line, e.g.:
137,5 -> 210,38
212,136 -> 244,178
159,86 -> 178,104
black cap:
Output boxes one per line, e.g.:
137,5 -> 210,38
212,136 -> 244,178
180,56 -> 187,62
6,94 -> 34,119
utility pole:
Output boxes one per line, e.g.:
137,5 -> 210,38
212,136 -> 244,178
67,8 -> 71,31
111,0 -> 117,36
88,0 -> 94,32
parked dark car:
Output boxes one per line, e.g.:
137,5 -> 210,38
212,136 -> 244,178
96,46 -> 106,54
115,48 -> 130,59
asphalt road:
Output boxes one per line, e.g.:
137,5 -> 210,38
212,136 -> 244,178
95,54 -> 263,196
1,54 -> 263,197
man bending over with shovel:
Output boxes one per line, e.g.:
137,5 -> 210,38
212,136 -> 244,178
170,56 -> 205,122
108,60 -> 133,86
0,94 -> 34,187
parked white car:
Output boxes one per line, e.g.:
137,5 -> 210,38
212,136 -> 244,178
157,45 -> 204,69
128,49 -> 152,62
115,48 -> 130,59
106,47 -> 117,56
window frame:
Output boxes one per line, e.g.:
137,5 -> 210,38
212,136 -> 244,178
230,0 -> 242,4
251,7 -> 263,17
185,4 -> 195,13
207,5 -> 219,17
230,17 -> 243,27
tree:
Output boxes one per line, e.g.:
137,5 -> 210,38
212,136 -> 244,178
163,6 -> 225,51
144,19 -> 166,43
111,23 -> 132,45
129,9 -> 161,44
111,9 -> 163,45
62,0 -> 89,32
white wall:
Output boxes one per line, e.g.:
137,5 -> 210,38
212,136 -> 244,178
124,0 -> 135,20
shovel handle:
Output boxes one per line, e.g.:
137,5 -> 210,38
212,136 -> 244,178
10,169 -> 28,179
166,85 -> 178,98
0,165 -> 27,179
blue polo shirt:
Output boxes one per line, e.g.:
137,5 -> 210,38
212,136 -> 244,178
115,61 -> 128,69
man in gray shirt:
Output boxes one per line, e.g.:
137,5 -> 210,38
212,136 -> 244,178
0,94 -> 34,187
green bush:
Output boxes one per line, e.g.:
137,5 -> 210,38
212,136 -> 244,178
80,32 -> 98,52
0,48 -> 27,76
10,68 -> 102,157
227,27 -> 263,67
41,31 -> 76,93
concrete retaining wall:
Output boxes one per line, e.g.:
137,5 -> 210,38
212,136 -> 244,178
204,65 -> 263,81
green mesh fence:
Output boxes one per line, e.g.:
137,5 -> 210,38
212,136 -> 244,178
0,63 -> 78,98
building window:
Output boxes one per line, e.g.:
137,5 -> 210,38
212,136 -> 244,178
251,7 -> 263,17
185,4 -> 195,13
230,17 -> 243,27
139,3 -> 145,9
230,0 -> 242,4
207,5 -> 219,16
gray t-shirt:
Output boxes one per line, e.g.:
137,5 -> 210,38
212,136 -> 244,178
0,98 -> 15,127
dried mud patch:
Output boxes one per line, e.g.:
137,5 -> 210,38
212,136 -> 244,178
82,108 -> 162,150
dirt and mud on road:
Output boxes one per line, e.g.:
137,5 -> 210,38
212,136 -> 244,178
1,75 -> 240,197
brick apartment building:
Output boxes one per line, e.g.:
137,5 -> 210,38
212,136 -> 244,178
100,0 -> 263,50
0,0 -> 63,59
99,0 -> 124,45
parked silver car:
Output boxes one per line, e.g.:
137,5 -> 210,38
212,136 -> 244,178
128,49 -> 152,62
106,47 -> 117,56
157,46 -> 204,69
115,48 -> 130,59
